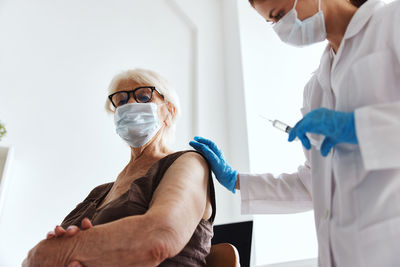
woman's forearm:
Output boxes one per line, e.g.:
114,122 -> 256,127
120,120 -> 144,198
24,214 -> 178,267
71,214 -> 178,267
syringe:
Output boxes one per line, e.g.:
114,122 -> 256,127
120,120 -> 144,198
260,115 -> 319,149
260,115 -> 293,134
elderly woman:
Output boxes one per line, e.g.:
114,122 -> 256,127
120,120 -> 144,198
23,69 -> 216,267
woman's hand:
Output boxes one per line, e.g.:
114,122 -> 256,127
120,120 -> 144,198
31,218 -> 93,267
46,218 -> 93,239
23,219 -> 93,267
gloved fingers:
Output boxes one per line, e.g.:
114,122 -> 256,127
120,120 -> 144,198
189,141 -> 221,165
288,118 -> 306,142
226,170 -> 238,194
288,127 -> 297,142
296,109 -> 328,136
321,137 -> 336,157
298,133 -> 311,150
193,136 -> 223,158
189,140 -> 209,155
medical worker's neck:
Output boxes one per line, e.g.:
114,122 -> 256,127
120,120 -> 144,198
324,1 -> 358,53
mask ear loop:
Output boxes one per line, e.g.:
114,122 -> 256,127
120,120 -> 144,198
293,0 -> 299,10
160,102 -> 173,126
318,0 -> 322,11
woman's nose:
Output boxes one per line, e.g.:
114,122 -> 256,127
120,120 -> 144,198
127,92 -> 137,104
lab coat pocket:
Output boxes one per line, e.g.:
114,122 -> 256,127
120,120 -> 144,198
358,217 -> 400,267
348,50 -> 399,109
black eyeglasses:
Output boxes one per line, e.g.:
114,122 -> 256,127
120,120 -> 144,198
108,86 -> 164,108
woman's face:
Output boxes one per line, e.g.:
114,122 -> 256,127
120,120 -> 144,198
114,79 -> 174,125
253,0 -> 320,24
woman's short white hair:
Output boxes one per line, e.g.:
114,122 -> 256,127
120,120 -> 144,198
105,68 -> 180,146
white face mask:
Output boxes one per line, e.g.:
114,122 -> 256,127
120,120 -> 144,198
114,103 -> 162,148
273,0 -> 326,47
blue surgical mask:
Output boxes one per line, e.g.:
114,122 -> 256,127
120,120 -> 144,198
114,103 -> 162,148
273,0 -> 326,47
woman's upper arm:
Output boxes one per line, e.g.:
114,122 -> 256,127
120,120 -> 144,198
146,152 -> 210,253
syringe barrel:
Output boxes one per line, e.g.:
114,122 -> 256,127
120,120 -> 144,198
272,120 -> 292,133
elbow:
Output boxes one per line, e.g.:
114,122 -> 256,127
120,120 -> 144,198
147,228 -> 182,265
148,238 -> 175,265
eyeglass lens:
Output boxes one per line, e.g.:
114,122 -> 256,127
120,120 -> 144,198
111,87 -> 154,107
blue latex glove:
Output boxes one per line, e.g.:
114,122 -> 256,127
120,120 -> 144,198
189,136 -> 237,193
288,108 -> 358,157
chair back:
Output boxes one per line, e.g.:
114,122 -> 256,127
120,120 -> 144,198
206,243 -> 240,267
212,221 -> 253,267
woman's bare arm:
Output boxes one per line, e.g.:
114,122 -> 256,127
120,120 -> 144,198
146,152 -> 210,254
24,152 -> 210,267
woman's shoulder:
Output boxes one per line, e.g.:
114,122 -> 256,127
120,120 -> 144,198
147,150 -> 210,181
160,150 -> 209,166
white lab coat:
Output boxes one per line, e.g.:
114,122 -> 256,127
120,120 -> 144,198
239,1 -> 400,266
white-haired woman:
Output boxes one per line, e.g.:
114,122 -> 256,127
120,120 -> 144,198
23,69 -> 216,267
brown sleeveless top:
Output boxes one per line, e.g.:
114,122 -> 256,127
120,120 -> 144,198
61,150 -> 216,266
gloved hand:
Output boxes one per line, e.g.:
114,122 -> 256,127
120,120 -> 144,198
189,136 -> 237,193
289,108 -> 358,157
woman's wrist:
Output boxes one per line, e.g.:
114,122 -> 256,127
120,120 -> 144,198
235,174 -> 240,190
23,233 -> 80,266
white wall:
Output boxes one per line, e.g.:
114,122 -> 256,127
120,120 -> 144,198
236,0 -> 325,265
0,0 -> 250,266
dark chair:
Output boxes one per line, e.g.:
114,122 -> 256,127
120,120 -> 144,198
211,221 -> 253,267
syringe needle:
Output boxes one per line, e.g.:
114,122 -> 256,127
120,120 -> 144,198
259,115 -> 273,123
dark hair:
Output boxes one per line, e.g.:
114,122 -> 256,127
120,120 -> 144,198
350,0 -> 368,7
248,0 -> 368,8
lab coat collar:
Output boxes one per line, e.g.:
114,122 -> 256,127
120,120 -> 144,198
343,0 -> 385,41
316,45 -> 333,94
316,0 -> 384,95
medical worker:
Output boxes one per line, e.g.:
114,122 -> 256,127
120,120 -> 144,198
190,0 -> 400,266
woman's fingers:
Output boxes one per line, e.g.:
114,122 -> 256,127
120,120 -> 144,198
54,225 -> 66,237
81,218 -> 93,230
67,260 -> 83,267
46,231 -> 55,240
48,220 -> 92,240
48,219 -> 92,241
65,225 -> 80,237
